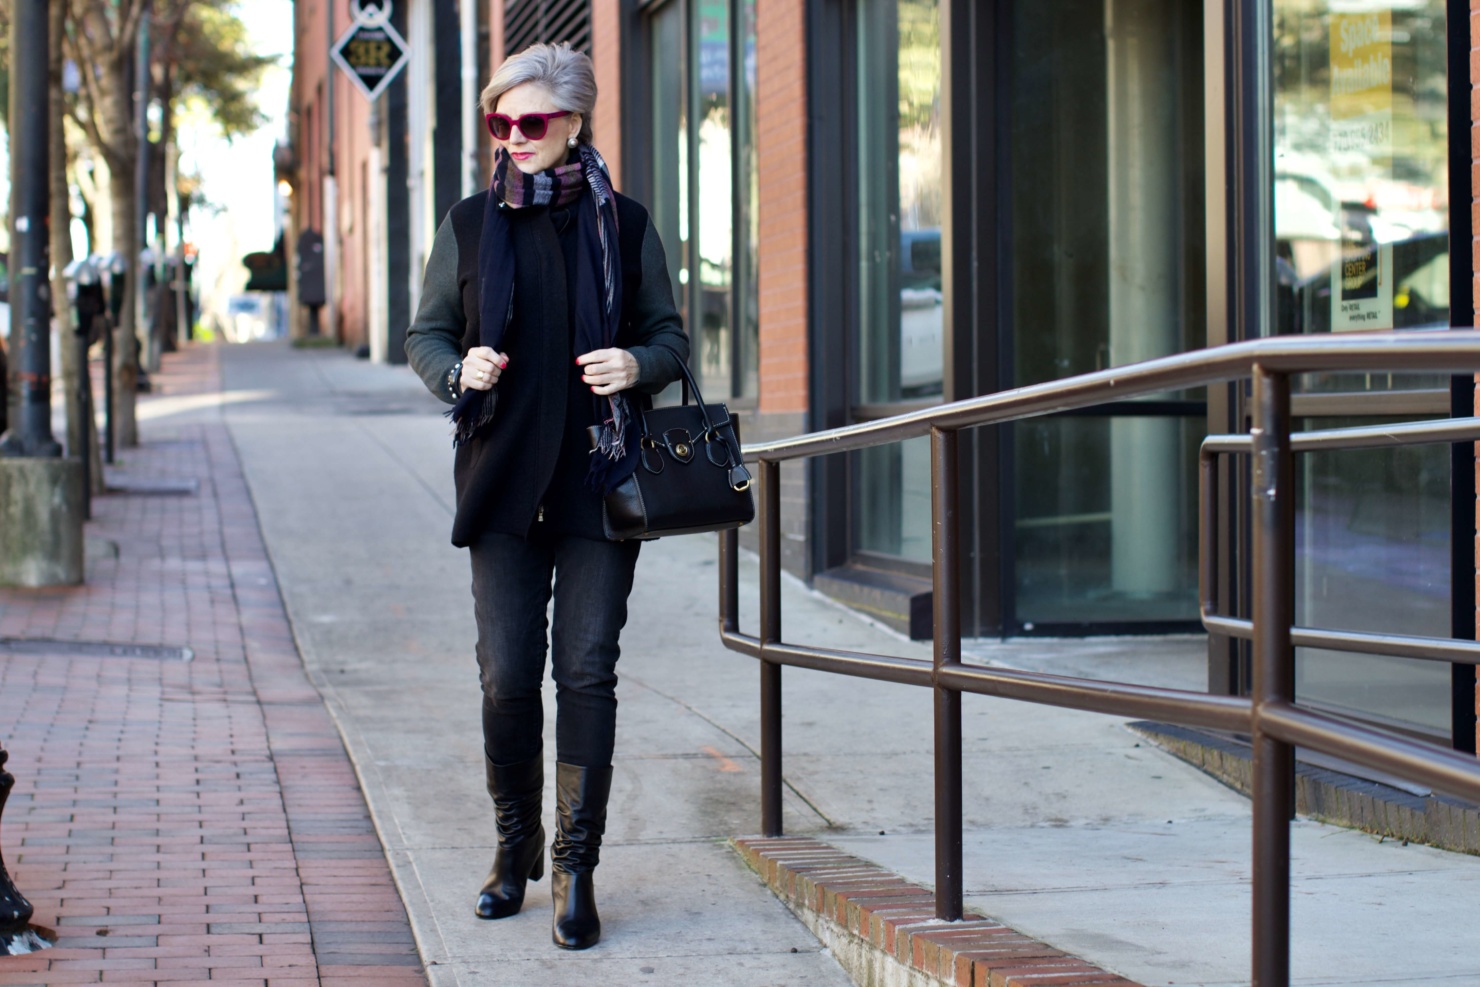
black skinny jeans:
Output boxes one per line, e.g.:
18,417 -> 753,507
469,527 -> 642,769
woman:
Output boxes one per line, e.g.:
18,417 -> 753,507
405,41 -> 689,950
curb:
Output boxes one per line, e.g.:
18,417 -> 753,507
732,836 -> 1142,987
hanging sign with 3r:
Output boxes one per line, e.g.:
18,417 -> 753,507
331,7 -> 409,102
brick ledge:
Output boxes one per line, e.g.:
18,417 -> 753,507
732,835 -> 1142,987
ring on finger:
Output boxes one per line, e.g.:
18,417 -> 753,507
477,370 -> 488,381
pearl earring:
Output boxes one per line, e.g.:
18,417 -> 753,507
567,136 -> 579,149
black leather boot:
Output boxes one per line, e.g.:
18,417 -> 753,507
550,762 -> 613,949
475,753 -> 545,920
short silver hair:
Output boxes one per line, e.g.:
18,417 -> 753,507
480,42 -> 596,144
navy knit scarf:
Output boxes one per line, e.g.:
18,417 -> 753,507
448,143 -> 638,496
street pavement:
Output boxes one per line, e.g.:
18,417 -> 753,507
4,337 -> 1479,986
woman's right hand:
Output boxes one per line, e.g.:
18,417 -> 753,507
461,346 -> 508,392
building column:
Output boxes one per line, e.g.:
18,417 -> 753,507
1106,0 -> 1180,597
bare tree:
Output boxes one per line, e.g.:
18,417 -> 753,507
66,0 -> 150,447
51,0 -> 104,492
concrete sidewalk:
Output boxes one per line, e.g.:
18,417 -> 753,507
213,340 -> 1479,985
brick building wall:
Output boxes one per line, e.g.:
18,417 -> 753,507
589,1 -> 623,190
754,0 -> 810,420
291,0 -> 376,350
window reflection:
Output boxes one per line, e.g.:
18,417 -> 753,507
1274,0 -> 1450,344
648,3 -> 687,328
737,0 -> 759,398
1273,0 -> 1453,740
857,0 -> 942,406
855,0 -> 941,564
645,0 -> 758,402
1295,428 -> 1451,738
696,1 -> 732,399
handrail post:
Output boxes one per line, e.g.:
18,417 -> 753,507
758,459 -> 783,837
719,527 -> 739,635
1250,365 -> 1294,987
931,427 -> 963,920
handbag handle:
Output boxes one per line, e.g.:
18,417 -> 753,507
670,359 -> 718,436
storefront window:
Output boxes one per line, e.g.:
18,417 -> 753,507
695,1 -> 732,398
648,2 -> 687,326
1273,0 -> 1449,345
644,0 -> 758,401
736,0 -> 759,398
1295,424 -> 1451,738
856,0 -> 942,406
1009,0 -> 1206,626
854,0 -> 941,563
1272,0 -> 1452,738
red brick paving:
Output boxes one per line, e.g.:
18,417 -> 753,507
0,343 -> 426,985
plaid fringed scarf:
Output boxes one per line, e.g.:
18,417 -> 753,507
447,143 -> 638,496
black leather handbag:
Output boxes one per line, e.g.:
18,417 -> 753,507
589,362 -> 754,541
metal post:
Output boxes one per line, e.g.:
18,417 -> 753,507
0,0 -> 60,457
719,528 -> 740,635
1250,365 -> 1294,987
931,427 -> 963,920
0,748 -> 34,940
758,459 -> 783,837
105,259 -> 125,465
76,324 -> 90,515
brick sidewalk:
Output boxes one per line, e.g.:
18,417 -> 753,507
0,343 -> 427,985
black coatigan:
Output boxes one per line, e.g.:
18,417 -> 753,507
405,189 -> 690,547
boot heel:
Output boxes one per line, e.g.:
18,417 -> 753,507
529,848 -> 545,883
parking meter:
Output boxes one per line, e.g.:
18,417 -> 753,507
103,252 -> 127,326
100,252 -> 126,464
63,257 -> 103,517
66,257 -> 106,338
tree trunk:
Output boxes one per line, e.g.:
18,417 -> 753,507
50,0 -> 102,493
103,55 -> 140,449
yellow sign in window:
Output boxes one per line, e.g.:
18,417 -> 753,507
1329,11 -> 1392,157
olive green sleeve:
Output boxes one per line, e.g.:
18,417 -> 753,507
404,214 -> 466,405
625,217 -> 691,395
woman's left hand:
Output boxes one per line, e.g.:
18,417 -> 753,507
576,348 -> 639,396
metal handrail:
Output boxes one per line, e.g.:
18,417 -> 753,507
717,330 -> 1480,987
740,332 -> 1480,460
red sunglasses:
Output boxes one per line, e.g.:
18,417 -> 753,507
485,110 -> 571,141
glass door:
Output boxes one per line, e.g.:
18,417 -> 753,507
1006,0 -> 1207,630
1270,0 -> 1453,741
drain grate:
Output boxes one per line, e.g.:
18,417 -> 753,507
0,639 -> 194,662
105,476 -> 199,496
